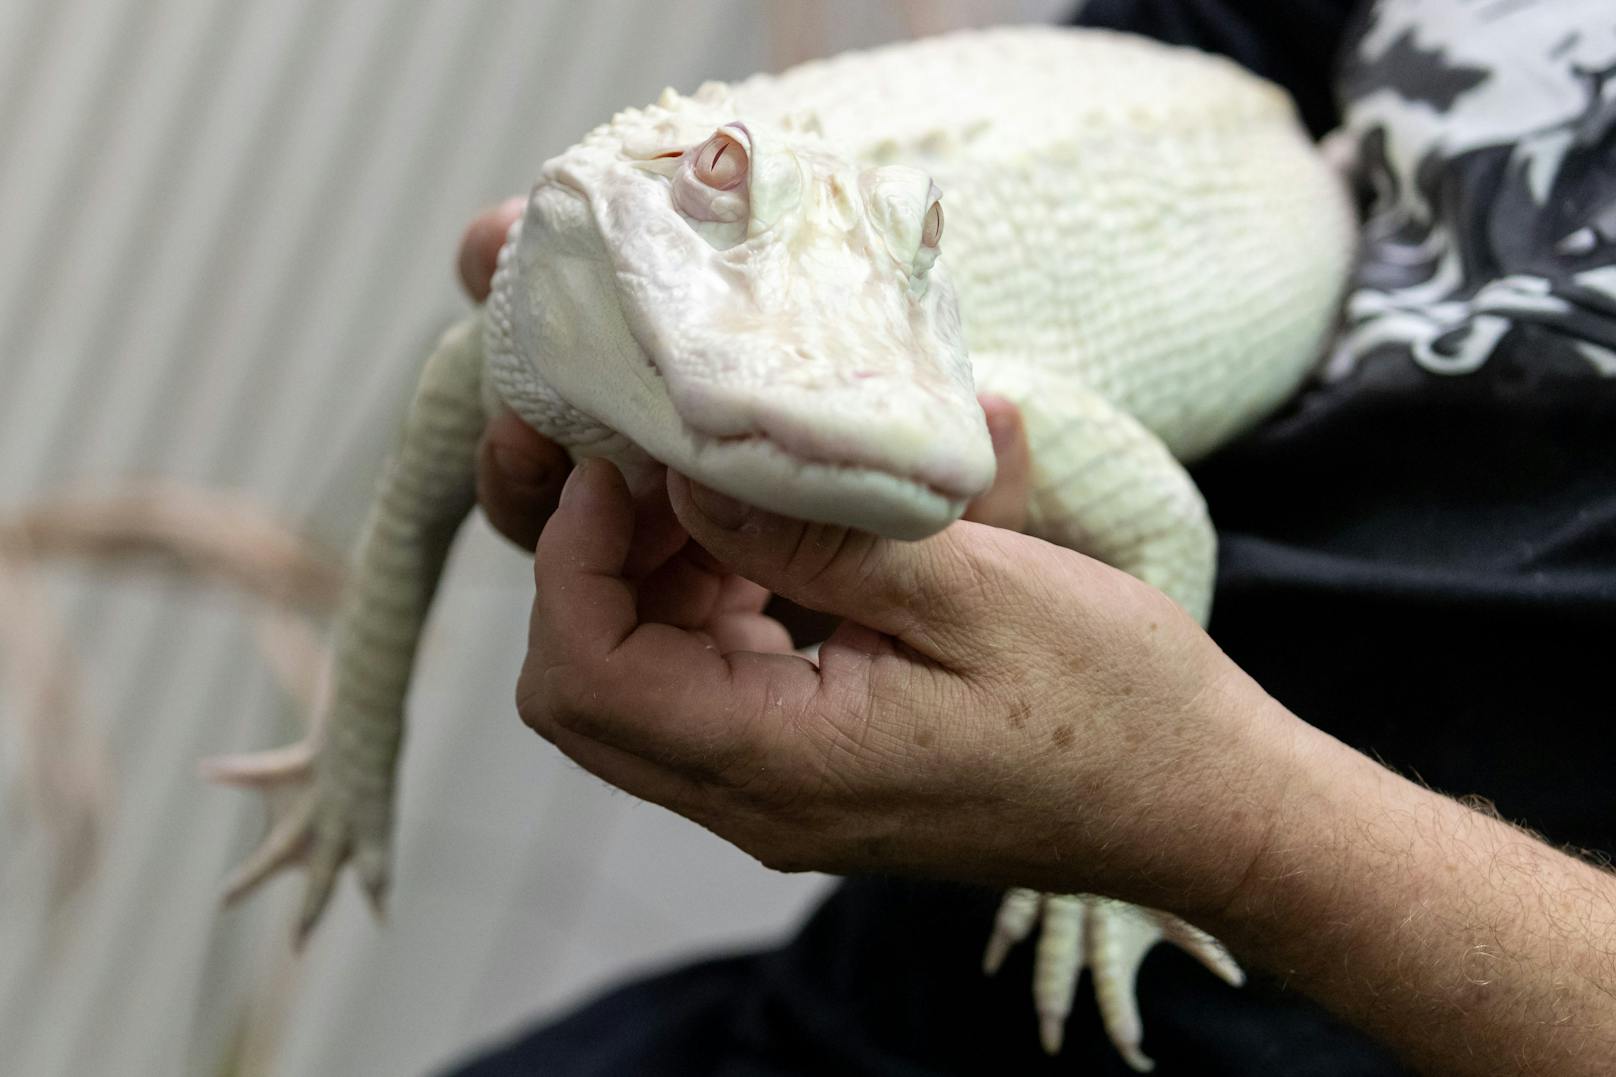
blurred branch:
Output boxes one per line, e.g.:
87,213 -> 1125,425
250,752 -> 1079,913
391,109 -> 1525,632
0,483 -> 343,609
0,483 -> 343,906
0,548 -> 109,904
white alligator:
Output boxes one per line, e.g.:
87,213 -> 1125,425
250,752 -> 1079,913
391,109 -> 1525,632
203,25 -> 1355,1071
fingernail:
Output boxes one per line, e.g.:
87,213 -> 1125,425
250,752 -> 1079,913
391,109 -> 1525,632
689,481 -> 748,529
559,458 -> 593,508
490,445 -> 551,490
981,397 -> 1017,455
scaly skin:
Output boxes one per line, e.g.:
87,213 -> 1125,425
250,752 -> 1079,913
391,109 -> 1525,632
203,319 -> 486,938
209,26 -> 1354,1070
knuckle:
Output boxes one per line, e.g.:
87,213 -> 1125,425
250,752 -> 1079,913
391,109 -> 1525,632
755,847 -> 817,875
781,521 -> 873,593
513,666 -> 551,735
518,658 -> 605,738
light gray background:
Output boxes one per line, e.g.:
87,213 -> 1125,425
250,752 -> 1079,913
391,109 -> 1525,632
0,2 -> 1070,1074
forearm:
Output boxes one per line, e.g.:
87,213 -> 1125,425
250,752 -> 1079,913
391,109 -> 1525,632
515,456 -> 1616,1070
1200,711 -> 1616,1075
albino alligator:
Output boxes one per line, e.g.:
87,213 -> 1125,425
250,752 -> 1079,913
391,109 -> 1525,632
204,25 -> 1355,1071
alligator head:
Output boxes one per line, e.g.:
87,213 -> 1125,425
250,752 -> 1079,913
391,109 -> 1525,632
492,83 -> 995,539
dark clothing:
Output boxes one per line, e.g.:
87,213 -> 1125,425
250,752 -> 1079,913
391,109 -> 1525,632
448,2 -> 1616,1072
1077,0 -> 1359,137
450,879 -> 1398,1076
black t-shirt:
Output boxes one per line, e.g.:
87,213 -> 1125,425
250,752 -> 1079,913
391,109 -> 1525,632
1199,0 -> 1616,855
448,3 -> 1616,1073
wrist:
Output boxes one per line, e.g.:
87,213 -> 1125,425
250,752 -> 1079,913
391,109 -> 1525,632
1148,666 -> 1319,922
1187,705 -> 1401,942
1175,711 -> 1616,1075
1030,651 -> 1316,920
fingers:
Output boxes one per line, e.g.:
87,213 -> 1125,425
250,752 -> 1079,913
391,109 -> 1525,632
476,409 -> 571,550
529,458 -> 650,664
457,196 -> 525,302
666,470 -> 1001,665
640,567 -> 792,655
705,607 -> 795,655
635,550 -> 765,629
527,460 -> 821,773
618,466 -> 688,580
964,394 -> 1030,532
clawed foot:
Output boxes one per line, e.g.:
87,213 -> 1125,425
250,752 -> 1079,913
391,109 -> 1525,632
983,889 -> 1242,1071
200,738 -> 391,944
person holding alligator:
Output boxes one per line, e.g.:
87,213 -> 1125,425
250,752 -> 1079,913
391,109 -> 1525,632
447,1 -> 1616,1072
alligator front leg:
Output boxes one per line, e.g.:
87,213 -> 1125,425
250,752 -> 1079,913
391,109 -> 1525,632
972,367 -> 1236,1069
203,316 -> 487,940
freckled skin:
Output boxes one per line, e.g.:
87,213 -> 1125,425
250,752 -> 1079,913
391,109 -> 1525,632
1006,702 -> 1031,731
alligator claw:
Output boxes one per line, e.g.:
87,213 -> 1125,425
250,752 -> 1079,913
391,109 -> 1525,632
202,737 -> 389,942
985,889 -> 1242,1071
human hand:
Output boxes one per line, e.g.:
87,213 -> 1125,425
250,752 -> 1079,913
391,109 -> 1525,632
517,459 -> 1298,918
459,197 -> 1032,547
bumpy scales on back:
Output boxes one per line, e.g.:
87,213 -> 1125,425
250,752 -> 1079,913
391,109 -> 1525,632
205,26 -> 1354,1071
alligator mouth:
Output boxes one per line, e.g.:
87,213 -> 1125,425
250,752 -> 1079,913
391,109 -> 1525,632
704,429 -> 972,504
673,426 -> 972,541
641,344 -> 990,507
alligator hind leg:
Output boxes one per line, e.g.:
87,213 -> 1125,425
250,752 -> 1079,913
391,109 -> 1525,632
971,370 -> 1237,1068
984,890 -> 1242,1071
204,315 -> 487,941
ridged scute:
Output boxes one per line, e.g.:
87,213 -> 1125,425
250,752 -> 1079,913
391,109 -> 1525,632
717,25 -> 1354,462
483,213 -> 615,450
492,25 -> 1352,474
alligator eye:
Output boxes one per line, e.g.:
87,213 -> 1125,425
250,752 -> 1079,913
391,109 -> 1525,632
694,132 -> 747,190
921,199 -> 943,249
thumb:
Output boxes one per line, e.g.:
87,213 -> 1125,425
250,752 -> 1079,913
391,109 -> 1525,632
476,409 -> 572,550
666,471 -> 993,663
